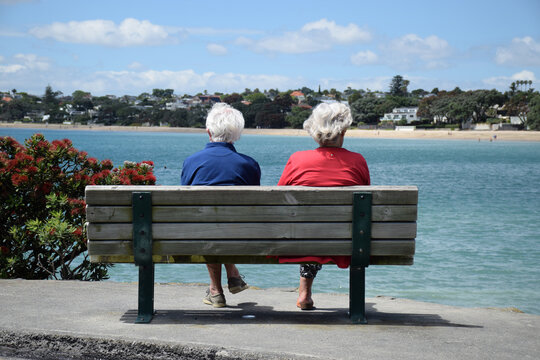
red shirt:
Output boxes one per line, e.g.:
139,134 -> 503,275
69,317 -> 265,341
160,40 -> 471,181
278,147 -> 370,186
277,147 -> 370,268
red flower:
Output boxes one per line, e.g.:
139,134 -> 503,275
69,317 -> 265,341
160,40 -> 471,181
11,173 -> 29,186
0,246 -> 9,255
101,159 -> 113,169
144,174 -> 157,184
36,140 -> 50,150
79,151 -> 88,158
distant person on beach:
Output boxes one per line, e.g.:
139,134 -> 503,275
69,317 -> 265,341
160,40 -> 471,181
278,102 -> 370,310
181,103 -> 261,308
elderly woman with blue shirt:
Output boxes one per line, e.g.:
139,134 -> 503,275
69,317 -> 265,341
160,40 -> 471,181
181,103 -> 261,308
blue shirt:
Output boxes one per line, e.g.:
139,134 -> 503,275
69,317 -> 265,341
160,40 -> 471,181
181,142 -> 261,186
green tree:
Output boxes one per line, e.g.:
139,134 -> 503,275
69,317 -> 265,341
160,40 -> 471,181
244,92 -> 269,104
254,102 -> 287,128
187,105 -> 209,128
286,106 -> 312,129
43,85 -> 64,123
273,93 -> 294,111
0,134 -> 156,280
467,89 -> 505,123
152,89 -> 174,99
72,90 -> 93,111
411,89 -> 429,98
507,91 -> 535,126
526,94 -> 540,130
389,75 -> 409,97
350,95 -> 384,124
300,87 -> 314,96
222,93 -> 243,104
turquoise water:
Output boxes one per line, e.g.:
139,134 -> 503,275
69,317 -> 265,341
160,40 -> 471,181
3,128 -> 540,314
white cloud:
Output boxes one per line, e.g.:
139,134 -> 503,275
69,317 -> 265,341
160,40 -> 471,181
242,18 -> 371,54
206,43 -> 228,56
13,53 -> 50,71
483,70 -> 536,88
128,62 -> 144,70
0,53 -> 50,74
380,34 -> 452,70
28,18 -> 171,47
0,64 -> 25,73
495,37 -> 540,67
182,27 -> 262,36
350,50 -> 378,65
301,18 -> 371,43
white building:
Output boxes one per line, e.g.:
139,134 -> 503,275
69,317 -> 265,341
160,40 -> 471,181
380,107 -> 420,124
165,99 -> 188,110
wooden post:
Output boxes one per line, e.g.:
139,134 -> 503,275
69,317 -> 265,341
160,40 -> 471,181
132,192 -> 154,323
350,192 -> 371,324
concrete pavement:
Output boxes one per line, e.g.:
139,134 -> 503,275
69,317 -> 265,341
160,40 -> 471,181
0,279 -> 539,359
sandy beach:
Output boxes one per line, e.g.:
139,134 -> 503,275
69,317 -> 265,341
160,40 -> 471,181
1,122 -> 539,142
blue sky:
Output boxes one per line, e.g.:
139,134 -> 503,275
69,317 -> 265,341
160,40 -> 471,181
1,0 -> 539,96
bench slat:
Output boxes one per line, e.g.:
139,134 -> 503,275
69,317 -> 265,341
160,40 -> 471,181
85,186 -> 418,206
89,254 -> 414,266
88,239 -> 414,256
87,222 -> 417,240
86,204 -> 418,223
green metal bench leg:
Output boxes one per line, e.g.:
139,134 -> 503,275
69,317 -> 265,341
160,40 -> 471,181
133,192 -> 154,324
350,192 -> 371,324
136,263 -> 154,323
349,266 -> 367,324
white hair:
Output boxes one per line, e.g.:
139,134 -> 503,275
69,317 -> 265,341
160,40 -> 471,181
303,102 -> 353,145
206,103 -> 245,143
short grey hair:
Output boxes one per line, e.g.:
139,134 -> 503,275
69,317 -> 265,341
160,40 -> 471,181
303,102 -> 353,145
206,103 -> 245,143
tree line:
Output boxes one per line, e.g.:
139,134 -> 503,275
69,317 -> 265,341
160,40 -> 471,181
1,75 -> 539,130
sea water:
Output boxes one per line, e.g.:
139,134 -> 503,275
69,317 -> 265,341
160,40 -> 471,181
2,128 -> 540,314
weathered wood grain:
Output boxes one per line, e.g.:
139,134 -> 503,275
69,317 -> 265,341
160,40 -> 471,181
87,222 -> 417,240
88,239 -> 415,257
86,204 -> 418,223
85,185 -> 418,206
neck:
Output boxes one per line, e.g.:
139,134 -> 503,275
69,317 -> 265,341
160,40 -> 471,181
319,133 -> 344,148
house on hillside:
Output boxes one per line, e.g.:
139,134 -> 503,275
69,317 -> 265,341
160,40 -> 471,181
290,91 -> 305,102
198,95 -> 221,104
380,107 -> 420,124
165,99 -> 188,110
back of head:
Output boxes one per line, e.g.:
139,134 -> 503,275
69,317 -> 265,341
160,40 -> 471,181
206,103 -> 245,143
303,102 -> 353,146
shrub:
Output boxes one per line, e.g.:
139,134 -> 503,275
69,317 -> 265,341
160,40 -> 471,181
0,134 -> 156,280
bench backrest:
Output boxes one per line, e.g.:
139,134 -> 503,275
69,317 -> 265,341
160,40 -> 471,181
85,185 -> 417,265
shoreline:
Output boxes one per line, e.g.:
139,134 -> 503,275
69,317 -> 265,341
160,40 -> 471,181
2,122 -> 540,142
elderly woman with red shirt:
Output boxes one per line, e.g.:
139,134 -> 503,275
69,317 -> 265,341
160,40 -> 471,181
278,102 -> 370,310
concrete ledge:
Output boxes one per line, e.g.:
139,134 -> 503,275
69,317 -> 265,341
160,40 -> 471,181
1,280 -> 539,359
0,330 -> 296,360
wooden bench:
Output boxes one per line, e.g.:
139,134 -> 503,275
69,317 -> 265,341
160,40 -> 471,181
85,185 -> 418,324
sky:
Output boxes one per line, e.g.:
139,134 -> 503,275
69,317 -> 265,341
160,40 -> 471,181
1,0 -> 539,97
